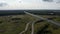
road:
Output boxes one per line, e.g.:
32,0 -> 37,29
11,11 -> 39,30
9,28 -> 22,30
31,19 -> 41,34
19,19 -> 40,34
19,11 -> 60,34
19,22 -> 32,34
24,11 -> 60,26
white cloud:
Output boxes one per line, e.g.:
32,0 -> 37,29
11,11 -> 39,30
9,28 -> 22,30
0,3 -> 8,7
0,0 -> 60,10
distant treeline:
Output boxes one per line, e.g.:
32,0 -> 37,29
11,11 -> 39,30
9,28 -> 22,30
27,10 -> 60,15
0,10 -> 60,16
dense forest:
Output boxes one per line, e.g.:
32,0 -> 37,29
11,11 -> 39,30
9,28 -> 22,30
0,10 -> 60,16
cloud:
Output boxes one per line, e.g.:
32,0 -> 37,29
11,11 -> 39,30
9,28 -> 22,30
43,0 -> 53,2
56,0 -> 60,3
0,0 -> 60,10
0,3 -> 7,7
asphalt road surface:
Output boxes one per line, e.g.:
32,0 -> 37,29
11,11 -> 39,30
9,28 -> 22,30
24,11 -> 60,26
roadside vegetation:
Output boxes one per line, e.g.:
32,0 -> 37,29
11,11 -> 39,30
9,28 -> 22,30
0,15 -> 60,34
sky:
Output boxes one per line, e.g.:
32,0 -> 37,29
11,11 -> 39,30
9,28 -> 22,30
0,0 -> 60,10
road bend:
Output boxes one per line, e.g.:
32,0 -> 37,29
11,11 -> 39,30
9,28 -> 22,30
24,11 -> 60,26
19,22 -> 32,34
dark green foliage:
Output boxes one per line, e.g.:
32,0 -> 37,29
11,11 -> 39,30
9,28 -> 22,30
0,29 -> 5,33
52,25 -> 59,30
35,19 -> 44,24
37,24 -> 52,34
47,17 -> 53,20
11,18 -> 21,20
0,20 -> 2,23
0,10 -> 60,16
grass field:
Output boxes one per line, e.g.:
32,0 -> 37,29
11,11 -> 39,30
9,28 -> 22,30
0,15 -> 60,34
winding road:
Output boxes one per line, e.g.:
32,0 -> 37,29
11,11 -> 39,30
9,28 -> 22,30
19,11 -> 60,34
24,11 -> 60,26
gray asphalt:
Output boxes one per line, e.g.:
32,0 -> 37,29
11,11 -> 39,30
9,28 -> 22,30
19,21 -> 32,34
31,19 -> 40,34
24,11 -> 60,26
19,11 -> 60,34
19,19 -> 40,34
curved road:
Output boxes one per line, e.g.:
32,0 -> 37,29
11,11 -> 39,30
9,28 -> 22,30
24,11 -> 60,26
19,11 -> 60,34
19,22 -> 32,34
